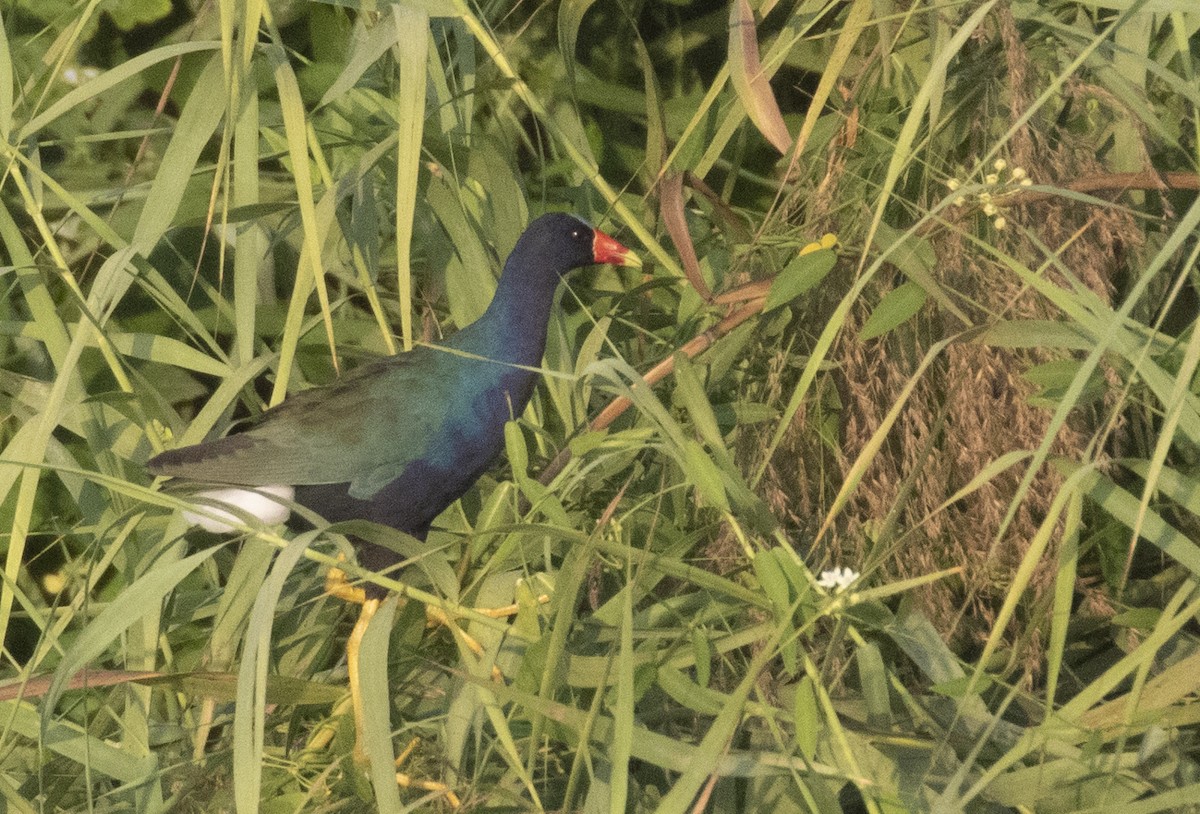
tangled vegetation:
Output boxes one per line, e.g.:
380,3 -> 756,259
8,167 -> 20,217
2,1 -> 1199,811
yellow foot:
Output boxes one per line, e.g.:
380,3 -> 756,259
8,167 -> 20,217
326,567 -> 535,805
470,593 -> 551,619
395,737 -> 461,808
423,594 -> 548,680
329,575 -> 462,805
394,771 -> 462,808
325,564 -> 367,604
334,560 -> 548,684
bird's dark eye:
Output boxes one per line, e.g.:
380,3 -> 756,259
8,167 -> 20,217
571,229 -> 582,239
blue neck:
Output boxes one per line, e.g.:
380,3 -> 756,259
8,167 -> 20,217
449,255 -> 563,368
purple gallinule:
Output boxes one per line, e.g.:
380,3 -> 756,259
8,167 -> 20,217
148,212 -> 640,779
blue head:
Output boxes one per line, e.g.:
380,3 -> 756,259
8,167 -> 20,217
461,213 -> 641,362
506,213 -> 640,286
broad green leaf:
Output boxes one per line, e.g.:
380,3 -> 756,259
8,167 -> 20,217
691,627 -> 712,688
20,41 -> 218,138
978,319 -> 1094,351
673,353 -> 724,452
652,627 -> 781,811
470,142 -> 528,258
792,676 -> 818,760
505,421 -> 571,527
317,13 -> 398,108
7,700 -> 155,783
1121,459 -> 1200,519
983,755 -> 1144,810
133,51 -> 228,261
265,37 -> 338,399
885,607 -> 967,687
753,549 -> 790,619
232,89 -> 264,367
1110,607 -> 1162,629
872,221 -> 966,323
656,665 -> 724,716
1022,358 -> 1108,406
683,439 -> 730,511
429,173 -> 493,325
169,354 -> 276,445
142,672 -> 346,705
205,540 -> 275,670
610,567 -> 634,813
764,247 -> 837,312
637,36 -> 667,174
459,657 -> 844,779
1070,463 -> 1200,577
109,331 -> 232,376
857,641 -> 891,728
572,316 -> 611,423
859,280 -> 928,340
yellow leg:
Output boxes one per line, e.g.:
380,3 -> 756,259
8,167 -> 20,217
327,565 -> 465,803
346,596 -> 380,765
306,694 -> 352,753
328,566 -> 532,806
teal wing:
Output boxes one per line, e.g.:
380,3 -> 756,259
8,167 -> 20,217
148,346 -> 461,493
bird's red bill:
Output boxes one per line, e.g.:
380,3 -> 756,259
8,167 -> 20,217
593,229 -> 642,268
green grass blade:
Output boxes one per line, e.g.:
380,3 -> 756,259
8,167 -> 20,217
392,3 -> 428,352
359,596 -> 402,813
264,39 -> 338,397
0,9 -> 12,141
610,561 -> 635,813
233,532 -> 316,814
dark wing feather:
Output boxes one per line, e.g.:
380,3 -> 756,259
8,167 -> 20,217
148,346 -> 458,494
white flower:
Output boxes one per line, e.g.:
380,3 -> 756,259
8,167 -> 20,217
1010,166 -> 1027,181
62,66 -> 100,86
982,202 -> 998,216
993,216 -> 1007,230
993,158 -> 1007,171
985,173 -> 999,185
817,566 -> 860,592
947,178 -> 961,191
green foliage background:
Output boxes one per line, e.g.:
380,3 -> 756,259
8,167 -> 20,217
2,0 -> 1200,812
